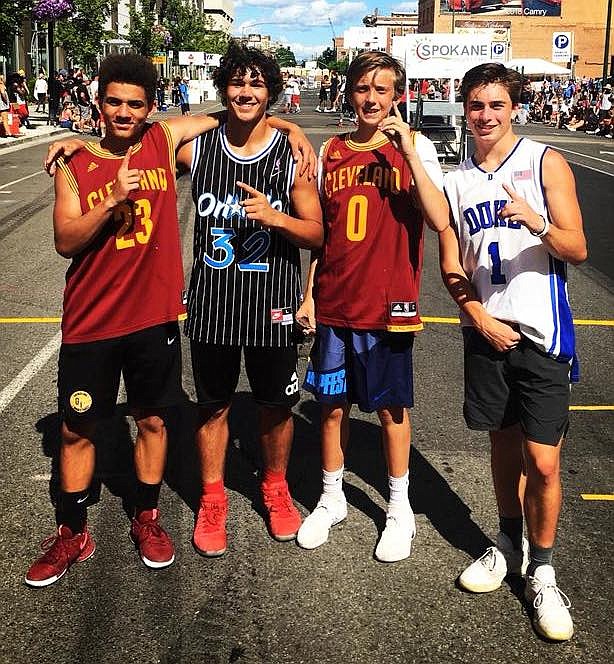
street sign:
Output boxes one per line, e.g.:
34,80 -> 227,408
552,32 -> 572,63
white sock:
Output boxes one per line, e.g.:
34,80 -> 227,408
322,466 -> 344,501
388,471 -> 410,509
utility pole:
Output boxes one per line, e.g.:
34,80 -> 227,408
604,0 -> 613,84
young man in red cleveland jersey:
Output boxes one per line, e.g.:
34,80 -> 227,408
25,53 -> 314,588
295,51 -> 449,562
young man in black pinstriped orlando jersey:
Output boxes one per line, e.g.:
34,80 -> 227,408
176,42 -> 323,557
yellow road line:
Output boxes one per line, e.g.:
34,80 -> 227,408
2,316 -> 613,326
0,317 -> 61,323
581,494 -> 614,501
569,405 -> 614,411
421,317 -> 614,326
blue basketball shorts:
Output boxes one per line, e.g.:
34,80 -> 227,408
303,324 -> 415,413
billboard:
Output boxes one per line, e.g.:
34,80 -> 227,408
440,1 -> 562,17
392,33 -> 506,79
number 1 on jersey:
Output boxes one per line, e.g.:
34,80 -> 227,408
488,241 -> 507,285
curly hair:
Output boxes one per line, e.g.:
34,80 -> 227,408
460,62 -> 522,106
345,51 -> 406,104
98,54 -> 158,106
213,40 -> 283,108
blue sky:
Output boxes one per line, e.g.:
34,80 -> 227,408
233,1 -> 419,62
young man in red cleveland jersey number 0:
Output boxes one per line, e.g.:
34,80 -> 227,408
295,52 -> 449,562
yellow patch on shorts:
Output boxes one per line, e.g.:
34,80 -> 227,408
69,391 -> 92,413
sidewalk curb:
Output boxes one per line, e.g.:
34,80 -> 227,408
0,127 -> 73,150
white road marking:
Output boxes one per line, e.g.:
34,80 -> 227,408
555,147 -> 614,166
600,151 -> 614,156
0,190 -> 13,194
0,330 -> 61,415
0,170 -> 45,190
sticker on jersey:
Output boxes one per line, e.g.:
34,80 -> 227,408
285,371 -> 299,396
390,301 -> 417,317
69,391 -> 92,413
513,169 -> 532,182
271,307 -> 293,325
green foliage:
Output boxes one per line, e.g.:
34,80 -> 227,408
55,0 -> 112,70
318,47 -> 337,68
274,46 -> 296,67
128,1 -> 159,56
329,59 -> 349,75
162,0 -> 230,53
0,0 -> 34,58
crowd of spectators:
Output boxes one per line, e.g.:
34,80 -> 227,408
517,76 -> 614,139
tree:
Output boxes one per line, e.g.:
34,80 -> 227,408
162,0 -> 229,54
319,47 -> 337,68
55,0 -> 112,70
128,0 -> 160,56
274,46 -> 296,67
0,0 -> 34,58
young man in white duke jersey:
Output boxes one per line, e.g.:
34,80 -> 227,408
439,63 -> 586,642
176,42 -> 323,557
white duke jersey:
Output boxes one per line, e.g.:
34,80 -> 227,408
444,137 -> 575,362
186,125 -> 301,346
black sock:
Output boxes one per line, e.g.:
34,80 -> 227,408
499,515 -> 524,550
56,489 -> 89,534
134,480 -> 161,514
527,543 -> 554,577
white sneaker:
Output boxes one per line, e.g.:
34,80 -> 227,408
525,565 -> 573,641
374,503 -> 416,563
458,532 -> 529,593
296,494 -> 347,550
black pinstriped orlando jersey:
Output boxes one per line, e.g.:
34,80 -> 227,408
185,124 -> 301,346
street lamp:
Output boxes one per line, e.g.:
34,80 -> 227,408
604,0 -> 613,84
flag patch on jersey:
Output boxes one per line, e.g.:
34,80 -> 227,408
512,169 -> 532,181
390,301 -> 417,317
87,161 -> 99,172
271,307 -> 293,325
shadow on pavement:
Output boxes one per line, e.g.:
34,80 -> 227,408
36,390 -> 491,561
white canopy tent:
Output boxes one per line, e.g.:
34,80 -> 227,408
506,58 -> 571,76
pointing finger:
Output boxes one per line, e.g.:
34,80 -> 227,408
392,101 -> 403,120
120,145 -> 133,169
236,181 -> 262,197
502,182 -> 518,200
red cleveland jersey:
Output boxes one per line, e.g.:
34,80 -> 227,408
315,133 -> 424,331
58,121 -> 186,343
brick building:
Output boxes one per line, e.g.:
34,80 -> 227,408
419,0 -> 613,79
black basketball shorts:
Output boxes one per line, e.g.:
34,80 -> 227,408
190,342 -> 300,408
58,322 -> 184,423
463,327 -> 571,445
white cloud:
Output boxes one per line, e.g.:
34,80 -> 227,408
278,38 -> 332,60
271,1 -> 367,26
394,2 -> 419,11
236,0 -> 288,6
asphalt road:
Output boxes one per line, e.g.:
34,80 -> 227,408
0,91 -> 612,664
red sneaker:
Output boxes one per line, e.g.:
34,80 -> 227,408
261,480 -> 302,541
130,508 -> 175,569
25,525 -> 95,588
193,492 -> 228,557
